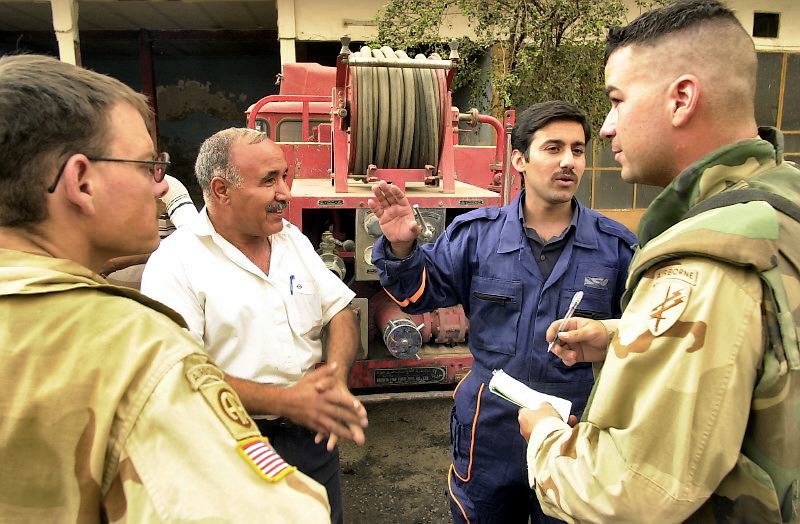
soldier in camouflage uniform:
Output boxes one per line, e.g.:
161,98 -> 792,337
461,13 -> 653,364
0,54 -> 331,522
518,1 -> 800,522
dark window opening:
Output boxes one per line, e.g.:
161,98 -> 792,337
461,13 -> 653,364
753,12 -> 780,38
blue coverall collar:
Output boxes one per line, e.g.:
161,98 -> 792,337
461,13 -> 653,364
498,191 -> 599,253
573,207 -> 601,250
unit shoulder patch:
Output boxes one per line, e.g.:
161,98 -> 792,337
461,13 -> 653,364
238,436 -> 297,482
183,354 -> 260,440
648,265 -> 698,336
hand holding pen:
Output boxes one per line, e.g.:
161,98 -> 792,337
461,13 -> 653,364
546,294 -> 612,366
547,291 -> 583,353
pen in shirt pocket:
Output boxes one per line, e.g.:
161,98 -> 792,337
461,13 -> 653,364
289,275 -> 294,295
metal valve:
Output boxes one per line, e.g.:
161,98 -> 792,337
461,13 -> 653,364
317,230 -> 346,280
382,318 -> 424,359
412,204 -> 435,243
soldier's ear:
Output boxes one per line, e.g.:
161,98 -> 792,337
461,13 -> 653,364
668,74 -> 699,128
60,154 -> 97,216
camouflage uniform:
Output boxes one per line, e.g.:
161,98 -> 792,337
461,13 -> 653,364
526,128 -> 800,523
0,250 -> 331,523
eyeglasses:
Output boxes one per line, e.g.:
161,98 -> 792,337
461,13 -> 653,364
47,152 -> 171,193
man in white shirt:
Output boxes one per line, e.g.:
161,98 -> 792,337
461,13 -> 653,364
141,127 -> 368,524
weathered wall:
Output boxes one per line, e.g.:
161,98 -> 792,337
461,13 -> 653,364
153,53 -> 281,203
287,0 -> 800,50
291,0 -> 472,42
86,50 -> 281,204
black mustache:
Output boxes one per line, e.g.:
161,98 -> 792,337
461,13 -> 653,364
553,170 -> 576,179
267,202 -> 288,212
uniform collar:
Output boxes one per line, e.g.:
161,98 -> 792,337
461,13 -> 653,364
0,248 -> 187,327
192,206 -> 292,240
637,127 -> 783,246
498,191 -> 598,253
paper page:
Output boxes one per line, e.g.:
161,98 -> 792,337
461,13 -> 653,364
488,369 -> 572,422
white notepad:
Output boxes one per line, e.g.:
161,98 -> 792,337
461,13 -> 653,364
488,369 -> 572,422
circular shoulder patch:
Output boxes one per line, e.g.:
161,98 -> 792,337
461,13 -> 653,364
647,279 -> 691,336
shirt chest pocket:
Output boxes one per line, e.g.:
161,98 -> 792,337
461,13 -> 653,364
468,276 -> 522,355
285,275 -> 324,337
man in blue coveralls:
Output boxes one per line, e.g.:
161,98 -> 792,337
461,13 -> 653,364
368,101 -> 637,524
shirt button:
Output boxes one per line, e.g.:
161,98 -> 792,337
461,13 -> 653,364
540,255 -> 546,261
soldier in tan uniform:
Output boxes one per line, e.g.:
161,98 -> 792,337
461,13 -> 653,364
518,1 -> 800,522
0,54 -> 331,522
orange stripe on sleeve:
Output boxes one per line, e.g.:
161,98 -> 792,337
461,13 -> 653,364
384,267 -> 427,307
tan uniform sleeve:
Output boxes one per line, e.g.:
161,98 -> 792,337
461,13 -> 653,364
526,256 -> 763,522
103,354 -> 331,523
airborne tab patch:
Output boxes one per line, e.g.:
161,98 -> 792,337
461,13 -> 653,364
184,354 -> 260,441
653,265 -> 698,286
238,437 -> 297,482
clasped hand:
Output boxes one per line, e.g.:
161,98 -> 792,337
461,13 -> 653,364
288,363 -> 368,450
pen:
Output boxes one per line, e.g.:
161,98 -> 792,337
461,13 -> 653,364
289,275 -> 294,295
547,291 -> 583,353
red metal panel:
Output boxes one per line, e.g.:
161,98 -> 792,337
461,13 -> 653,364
279,62 -> 337,96
347,353 -> 473,389
279,143 -> 332,180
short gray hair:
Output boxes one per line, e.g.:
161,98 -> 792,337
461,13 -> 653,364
195,127 -> 267,199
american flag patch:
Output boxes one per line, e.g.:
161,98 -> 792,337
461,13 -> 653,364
237,437 -> 296,482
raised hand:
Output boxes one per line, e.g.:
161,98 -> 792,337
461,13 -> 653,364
367,180 -> 420,253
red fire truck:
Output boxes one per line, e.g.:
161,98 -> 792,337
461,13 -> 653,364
246,38 -> 524,391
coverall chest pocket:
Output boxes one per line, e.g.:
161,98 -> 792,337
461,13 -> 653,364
468,276 -> 522,355
285,275 -> 324,337
564,263 -> 620,319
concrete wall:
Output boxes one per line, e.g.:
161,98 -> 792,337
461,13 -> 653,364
290,0 -> 472,43
152,53 -> 281,204
285,0 -> 800,51
621,0 -> 799,50
726,0 -> 800,51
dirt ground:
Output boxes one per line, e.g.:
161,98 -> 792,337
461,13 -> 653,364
339,394 -> 454,524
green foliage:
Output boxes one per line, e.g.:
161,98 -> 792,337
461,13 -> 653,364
372,0 -> 648,132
